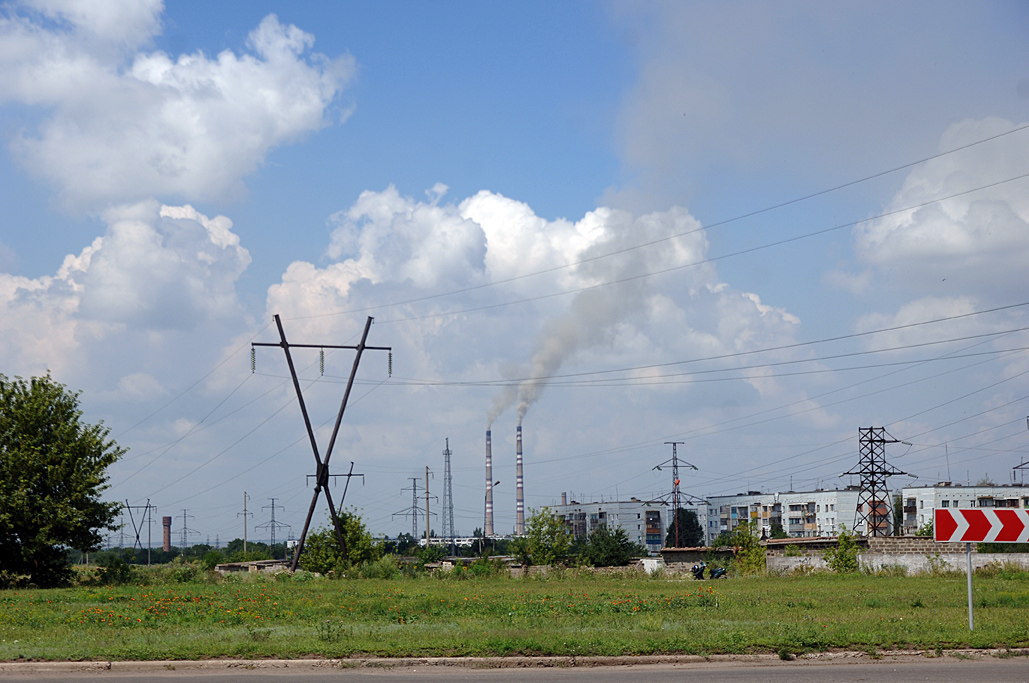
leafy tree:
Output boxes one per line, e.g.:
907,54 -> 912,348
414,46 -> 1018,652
299,510 -> 382,576
728,521 -> 765,575
664,508 -> 704,547
579,524 -> 637,567
769,521 -> 788,540
0,374 -> 123,587
512,508 -> 571,566
914,519 -> 934,538
418,544 -> 446,564
824,525 -> 860,573
383,532 -> 418,555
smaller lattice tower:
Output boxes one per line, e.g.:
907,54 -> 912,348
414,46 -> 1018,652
442,439 -> 455,553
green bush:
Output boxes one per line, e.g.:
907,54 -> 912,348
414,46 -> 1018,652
824,526 -> 859,573
578,525 -> 636,567
200,550 -> 226,571
512,508 -> 571,566
467,556 -> 507,578
357,555 -> 401,579
729,521 -> 765,575
299,510 -> 382,576
96,554 -> 134,585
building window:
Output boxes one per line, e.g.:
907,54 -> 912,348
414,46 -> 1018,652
920,500 -> 923,508
942,500 -> 949,508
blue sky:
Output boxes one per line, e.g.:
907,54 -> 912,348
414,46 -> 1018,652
1,0 -> 1028,545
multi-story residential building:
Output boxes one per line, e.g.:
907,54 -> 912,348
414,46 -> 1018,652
548,495 -> 666,552
900,483 -> 1029,534
699,487 -> 870,544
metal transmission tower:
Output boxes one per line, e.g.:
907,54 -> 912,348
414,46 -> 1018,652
256,498 -> 291,551
653,442 -> 699,548
178,509 -> 199,550
252,314 -> 391,572
844,427 -> 908,537
441,439 -> 456,554
393,477 -> 425,537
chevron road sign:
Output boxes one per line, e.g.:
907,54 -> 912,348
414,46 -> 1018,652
934,508 -> 1029,543
933,507 -> 1029,633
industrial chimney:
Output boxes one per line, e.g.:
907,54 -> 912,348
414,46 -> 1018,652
516,425 -> 525,534
485,429 -> 494,536
162,516 -> 172,552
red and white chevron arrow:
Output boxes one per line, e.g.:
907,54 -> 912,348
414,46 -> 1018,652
934,508 -> 1029,543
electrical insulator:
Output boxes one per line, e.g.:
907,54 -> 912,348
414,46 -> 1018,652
388,351 -> 393,377
250,348 -> 255,373
319,348 -> 325,376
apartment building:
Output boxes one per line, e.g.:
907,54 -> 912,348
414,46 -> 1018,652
900,483 -> 1029,534
699,488 -> 870,544
548,495 -> 666,552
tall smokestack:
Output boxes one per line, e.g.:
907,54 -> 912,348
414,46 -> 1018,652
516,424 -> 525,534
162,516 -> 172,552
485,430 -> 494,536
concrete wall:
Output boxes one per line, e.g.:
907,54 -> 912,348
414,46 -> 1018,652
768,552 -> 1029,574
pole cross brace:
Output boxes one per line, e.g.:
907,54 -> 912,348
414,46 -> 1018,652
252,315 -> 390,572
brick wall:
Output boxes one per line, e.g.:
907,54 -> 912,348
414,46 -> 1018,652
866,536 -> 966,554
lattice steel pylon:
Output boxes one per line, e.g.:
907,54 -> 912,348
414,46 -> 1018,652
393,477 -> 424,537
441,439 -> 455,555
653,442 -> 700,548
845,427 -> 906,537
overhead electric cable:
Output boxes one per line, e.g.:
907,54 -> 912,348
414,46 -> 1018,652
285,123 -> 1029,322
374,173 -> 1029,324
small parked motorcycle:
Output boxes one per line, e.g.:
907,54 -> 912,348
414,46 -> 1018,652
690,561 -> 707,579
709,566 -> 727,579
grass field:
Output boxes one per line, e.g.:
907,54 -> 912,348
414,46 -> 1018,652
1,570 -> 1028,661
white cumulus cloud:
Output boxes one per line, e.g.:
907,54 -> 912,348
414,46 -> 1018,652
0,4 -> 354,208
0,204 -> 250,382
853,118 -> 1029,301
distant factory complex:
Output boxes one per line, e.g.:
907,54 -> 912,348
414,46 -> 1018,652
482,427 -> 1029,549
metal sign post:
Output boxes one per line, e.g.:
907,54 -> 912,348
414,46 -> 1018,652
935,508 -> 1029,630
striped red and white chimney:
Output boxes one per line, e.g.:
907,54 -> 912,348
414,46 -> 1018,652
516,425 -> 525,535
485,430 -> 494,536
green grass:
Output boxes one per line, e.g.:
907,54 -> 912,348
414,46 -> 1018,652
1,571 -> 1027,661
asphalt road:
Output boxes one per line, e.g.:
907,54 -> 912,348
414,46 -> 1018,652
2,659 -> 1028,683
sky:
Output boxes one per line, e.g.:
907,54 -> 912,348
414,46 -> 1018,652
1,0 -> 1028,546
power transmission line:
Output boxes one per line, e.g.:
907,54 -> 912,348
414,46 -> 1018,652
286,123 -> 1029,322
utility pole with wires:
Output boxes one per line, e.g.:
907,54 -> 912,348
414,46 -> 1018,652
333,461 -> 365,518
441,439 -> 456,555
425,466 -> 437,548
238,492 -> 253,556
844,427 -> 910,537
256,498 -> 291,551
653,443 -> 699,548
252,314 -> 391,572
1014,417 -> 1029,485
124,500 -> 156,565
